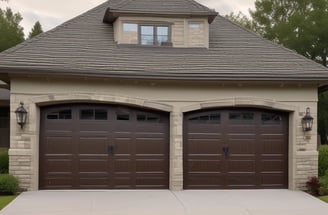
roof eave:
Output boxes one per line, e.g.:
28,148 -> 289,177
103,8 -> 218,24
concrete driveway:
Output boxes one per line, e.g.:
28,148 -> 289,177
1,190 -> 328,215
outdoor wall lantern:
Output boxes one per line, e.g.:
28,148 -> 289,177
302,107 -> 313,132
15,102 -> 28,129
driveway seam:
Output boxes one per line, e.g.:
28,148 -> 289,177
170,191 -> 188,215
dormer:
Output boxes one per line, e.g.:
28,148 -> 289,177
103,0 -> 218,48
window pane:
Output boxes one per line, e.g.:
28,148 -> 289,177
262,113 -> 282,124
95,110 -> 108,120
117,114 -> 129,121
156,35 -> 169,44
80,109 -> 94,120
141,26 -> 154,45
137,114 -> 161,122
157,26 -> 168,35
229,112 -> 254,124
47,110 -> 72,120
189,23 -> 201,29
123,23 -> 137,32
189,113 -> 220,124
141,35 -> 154,45
141,26 -> 154,35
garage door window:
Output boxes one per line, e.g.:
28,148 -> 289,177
137,114 -> 161,123
229,112 -> 254,124
117,113 -> 130,121
47,110 -> 72,120
80,109 -> 108,120
262,113 -> 282,124
188,113 -> 220,124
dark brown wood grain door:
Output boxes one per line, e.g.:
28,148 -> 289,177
183,108 -> 288,189
39,104 -> 169,189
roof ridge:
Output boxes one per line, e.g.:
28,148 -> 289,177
220,15 -> 328,71
0,1 -> 109,57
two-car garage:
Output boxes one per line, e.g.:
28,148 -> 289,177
39,104 -> 288,190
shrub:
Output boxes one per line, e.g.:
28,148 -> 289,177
0,151 -> 9,174
319,145 -> 328,177
306,176 -> 320,196
320,170 -> 328,195
0,174 -> 19,195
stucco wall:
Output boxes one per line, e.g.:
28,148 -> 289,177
9,77 -> 318,191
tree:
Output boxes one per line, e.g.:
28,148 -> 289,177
225,12 -> 255,32
0,8 -> 24,52
28,21 -> 43,39
250,0 -> 328,67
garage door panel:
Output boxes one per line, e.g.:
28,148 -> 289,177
135,176 -> 167,188
79,158 -> 108,173
45,158 -> 73,173
45,137 -> 73,154
136,138 -> 166,155
136,159 -> 166,172
260,174 -> 287,187
44,176 -> 73,189
261,160 -> 284,172
78,138 -> 107,155
227,160 -> 255,173
187,139 -> 223,155
187,159 -> 223,173
226,174 -> 257,187
184,108 -> 288,189
113,159 -> 132,173
113,138 -> 133,155
262,140 -> 285,154
187,173 -> 224,188
79,177 -> 109,188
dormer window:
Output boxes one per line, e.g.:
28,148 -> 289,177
121,22 -> 172,47
140,25 -> 170,46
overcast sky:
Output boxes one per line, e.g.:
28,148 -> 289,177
0,0 -> 255,37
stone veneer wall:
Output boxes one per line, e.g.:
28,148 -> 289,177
9,78 -> 318,191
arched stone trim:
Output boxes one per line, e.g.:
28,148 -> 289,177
30,93 -> 173,112
181,97 -> 298,113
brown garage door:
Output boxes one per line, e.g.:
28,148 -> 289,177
40,104 -> 169,189
184,108 -> 288,189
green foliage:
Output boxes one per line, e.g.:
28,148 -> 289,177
318,92 -> 328,145
225,12 -> 255,32
0,8 -> 25,52
0,151 -> 9,174
250,0 -> 328,67
0,174 -> 18,195
319,145 -> 328,177
28,21 -> 43,39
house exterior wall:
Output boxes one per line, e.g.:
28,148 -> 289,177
9,77 -> 318,191
113,17 -> 209,48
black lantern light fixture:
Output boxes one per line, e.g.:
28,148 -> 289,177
302,107 -> 313,132
15,102 -> 28,129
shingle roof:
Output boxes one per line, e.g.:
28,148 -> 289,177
0,0 -> 328,82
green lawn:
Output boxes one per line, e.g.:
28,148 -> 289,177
0,195 -> 17,210
320,196 -> 328,203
